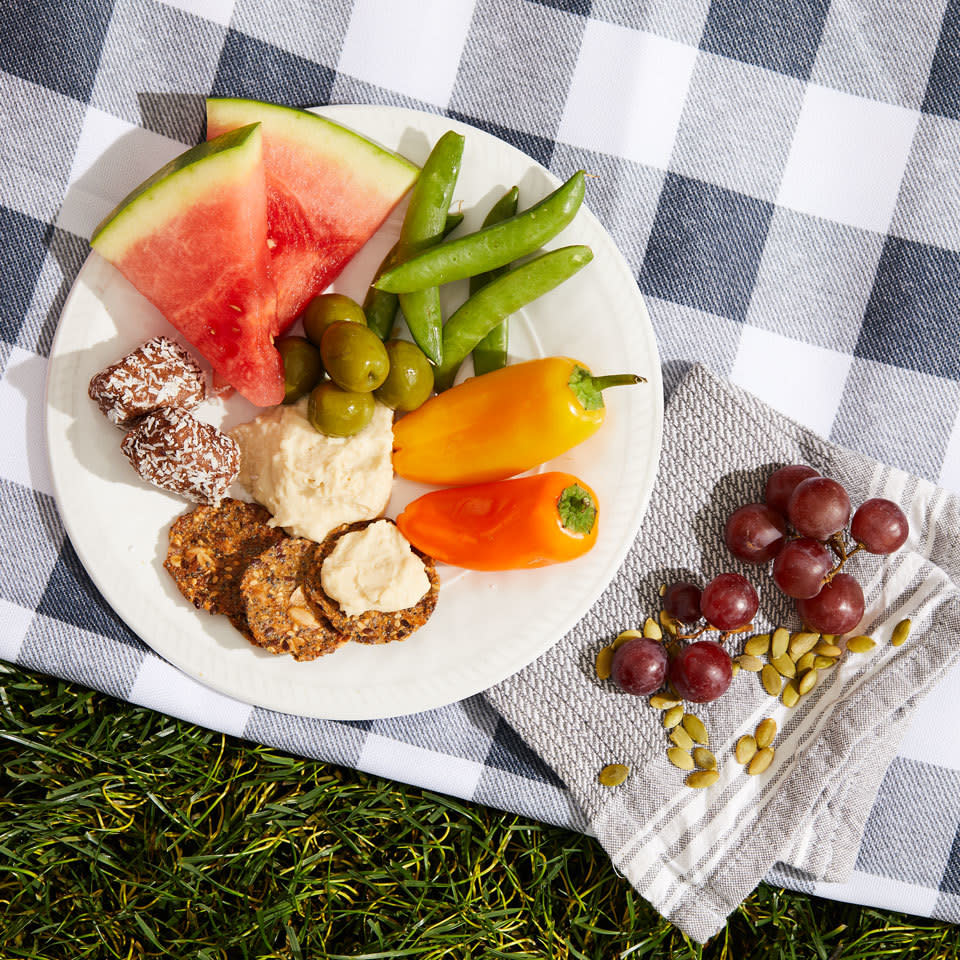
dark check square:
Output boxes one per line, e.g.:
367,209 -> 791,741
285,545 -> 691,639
485,717 -> 564,787
856,236 -> 960,381
700,0 -> 830,82
922,0 -> 960,120
0,207 -> 50,348
526,0 -> 592,13
639,174 -> 774,322
0,0 -> 113,102
36,538 -> 141,649
211,29 -> 335,108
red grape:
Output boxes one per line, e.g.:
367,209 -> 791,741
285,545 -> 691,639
663,581 -> 702,624
851,498 -> 909,554
765,464 -> 819,515
771,537 -> 833,599
725,503 -> 787,564
787,476 -> 851,540
668,641 -> 733,703
796,573 -> 865,635
610,637 -> 668,695
700,573 -> 759,631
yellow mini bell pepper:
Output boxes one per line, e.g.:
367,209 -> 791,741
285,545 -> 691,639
391,356 -> 644,485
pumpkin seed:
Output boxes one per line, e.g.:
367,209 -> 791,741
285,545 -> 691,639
846,635 -> 876,654
668,747 -> 695,771
735,654 -> 764,672
670,726 -> 694,750
798,668 -> 819,695
735,735 -> 758,764
782,680 -> 800,707
755,718 -> 777,749
795,651 -> 816,673
613,629 -> 642,650
598,763 -> 629,786
813,641 -> 843,657
744,633 -> 771,657
659,583 -> 667,596
821,634 -> 836,642
643,617 -> 663,640
659,610 -> 679,636
789,632 -> 820,659
650,692 -> 681,710
772,654 -> 796,678
771,627 -> 790,659
682,714 -> 709,745
814,655 -> 837,670
693,747 -> 717,770
731,662 -> 741,677
685,769 -> 719,789
747,747 -> 775,775
663,704 -> 684,729
595,646 -> 614,680
891,618 -> 911,647
761,664 -> 783,697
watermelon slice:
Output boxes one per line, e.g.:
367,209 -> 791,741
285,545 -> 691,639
206,98 -> 419,333
91,123 -> 284,407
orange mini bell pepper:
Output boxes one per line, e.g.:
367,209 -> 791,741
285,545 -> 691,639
392,356 -> 643,485
396,472 -> 599,570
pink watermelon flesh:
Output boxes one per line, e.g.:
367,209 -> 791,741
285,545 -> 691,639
207,105 -> 417,334
93,128 -> 283,407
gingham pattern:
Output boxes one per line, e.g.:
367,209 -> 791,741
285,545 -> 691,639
3,0 -> 960,941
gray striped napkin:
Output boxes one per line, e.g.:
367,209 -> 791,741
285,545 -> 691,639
486,364 -> 960,943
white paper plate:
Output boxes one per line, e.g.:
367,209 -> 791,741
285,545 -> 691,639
44,105 -> 663,720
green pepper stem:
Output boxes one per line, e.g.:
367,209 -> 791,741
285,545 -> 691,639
557,484 -> 597,536
568,366 -> 646,411
590,373 -> 646,391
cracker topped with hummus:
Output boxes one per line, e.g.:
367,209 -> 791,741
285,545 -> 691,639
305,519 -> 439,645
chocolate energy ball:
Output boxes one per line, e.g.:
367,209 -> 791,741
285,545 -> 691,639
121,406 -> 239,504
88,335 -> 206,427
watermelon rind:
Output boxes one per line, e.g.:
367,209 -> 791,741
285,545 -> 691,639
91,123 -> 263,262
205,98 -> 419,199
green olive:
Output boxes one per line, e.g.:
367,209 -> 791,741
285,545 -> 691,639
302,293 -> 366,347
276,336 -> 324,404
374,340 -> 435,411
321,320 -> 390,393
307,382 -> 374,437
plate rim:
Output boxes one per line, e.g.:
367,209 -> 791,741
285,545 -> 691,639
44,103 -> 664,720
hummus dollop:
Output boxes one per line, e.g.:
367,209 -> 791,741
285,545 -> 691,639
321,520 -> 430,618
230,398 -> 393,543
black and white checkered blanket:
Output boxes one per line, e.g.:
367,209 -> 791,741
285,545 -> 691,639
4,0 -> 960,941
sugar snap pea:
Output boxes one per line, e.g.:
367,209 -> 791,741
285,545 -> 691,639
471,186 -> 519,375
365,212 -> 464,340
375,170 -> 586,294
393,131 -> 465,364
434,244 -> 593,390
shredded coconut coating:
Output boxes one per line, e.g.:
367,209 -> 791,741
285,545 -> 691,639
89,335 -> 206,427
121,406 -> 239,505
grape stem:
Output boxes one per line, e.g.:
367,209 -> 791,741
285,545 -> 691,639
675,621 -> 754,642
822,534 -> 863,585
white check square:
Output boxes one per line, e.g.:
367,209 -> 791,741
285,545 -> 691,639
730,327 -> 852,436
557,19 -> 697,170
57,107 -> 187,239
337,0 -> 476,107
776,84 -> 919,233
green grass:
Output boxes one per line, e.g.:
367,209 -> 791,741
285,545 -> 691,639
1,660 -> 958,960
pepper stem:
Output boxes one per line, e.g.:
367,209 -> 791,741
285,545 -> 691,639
557,484 -> 597,536
568,365 -> 646,411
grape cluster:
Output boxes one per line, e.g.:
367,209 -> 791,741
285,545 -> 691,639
725,465 -> 908,635
610,570 -> 760,704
